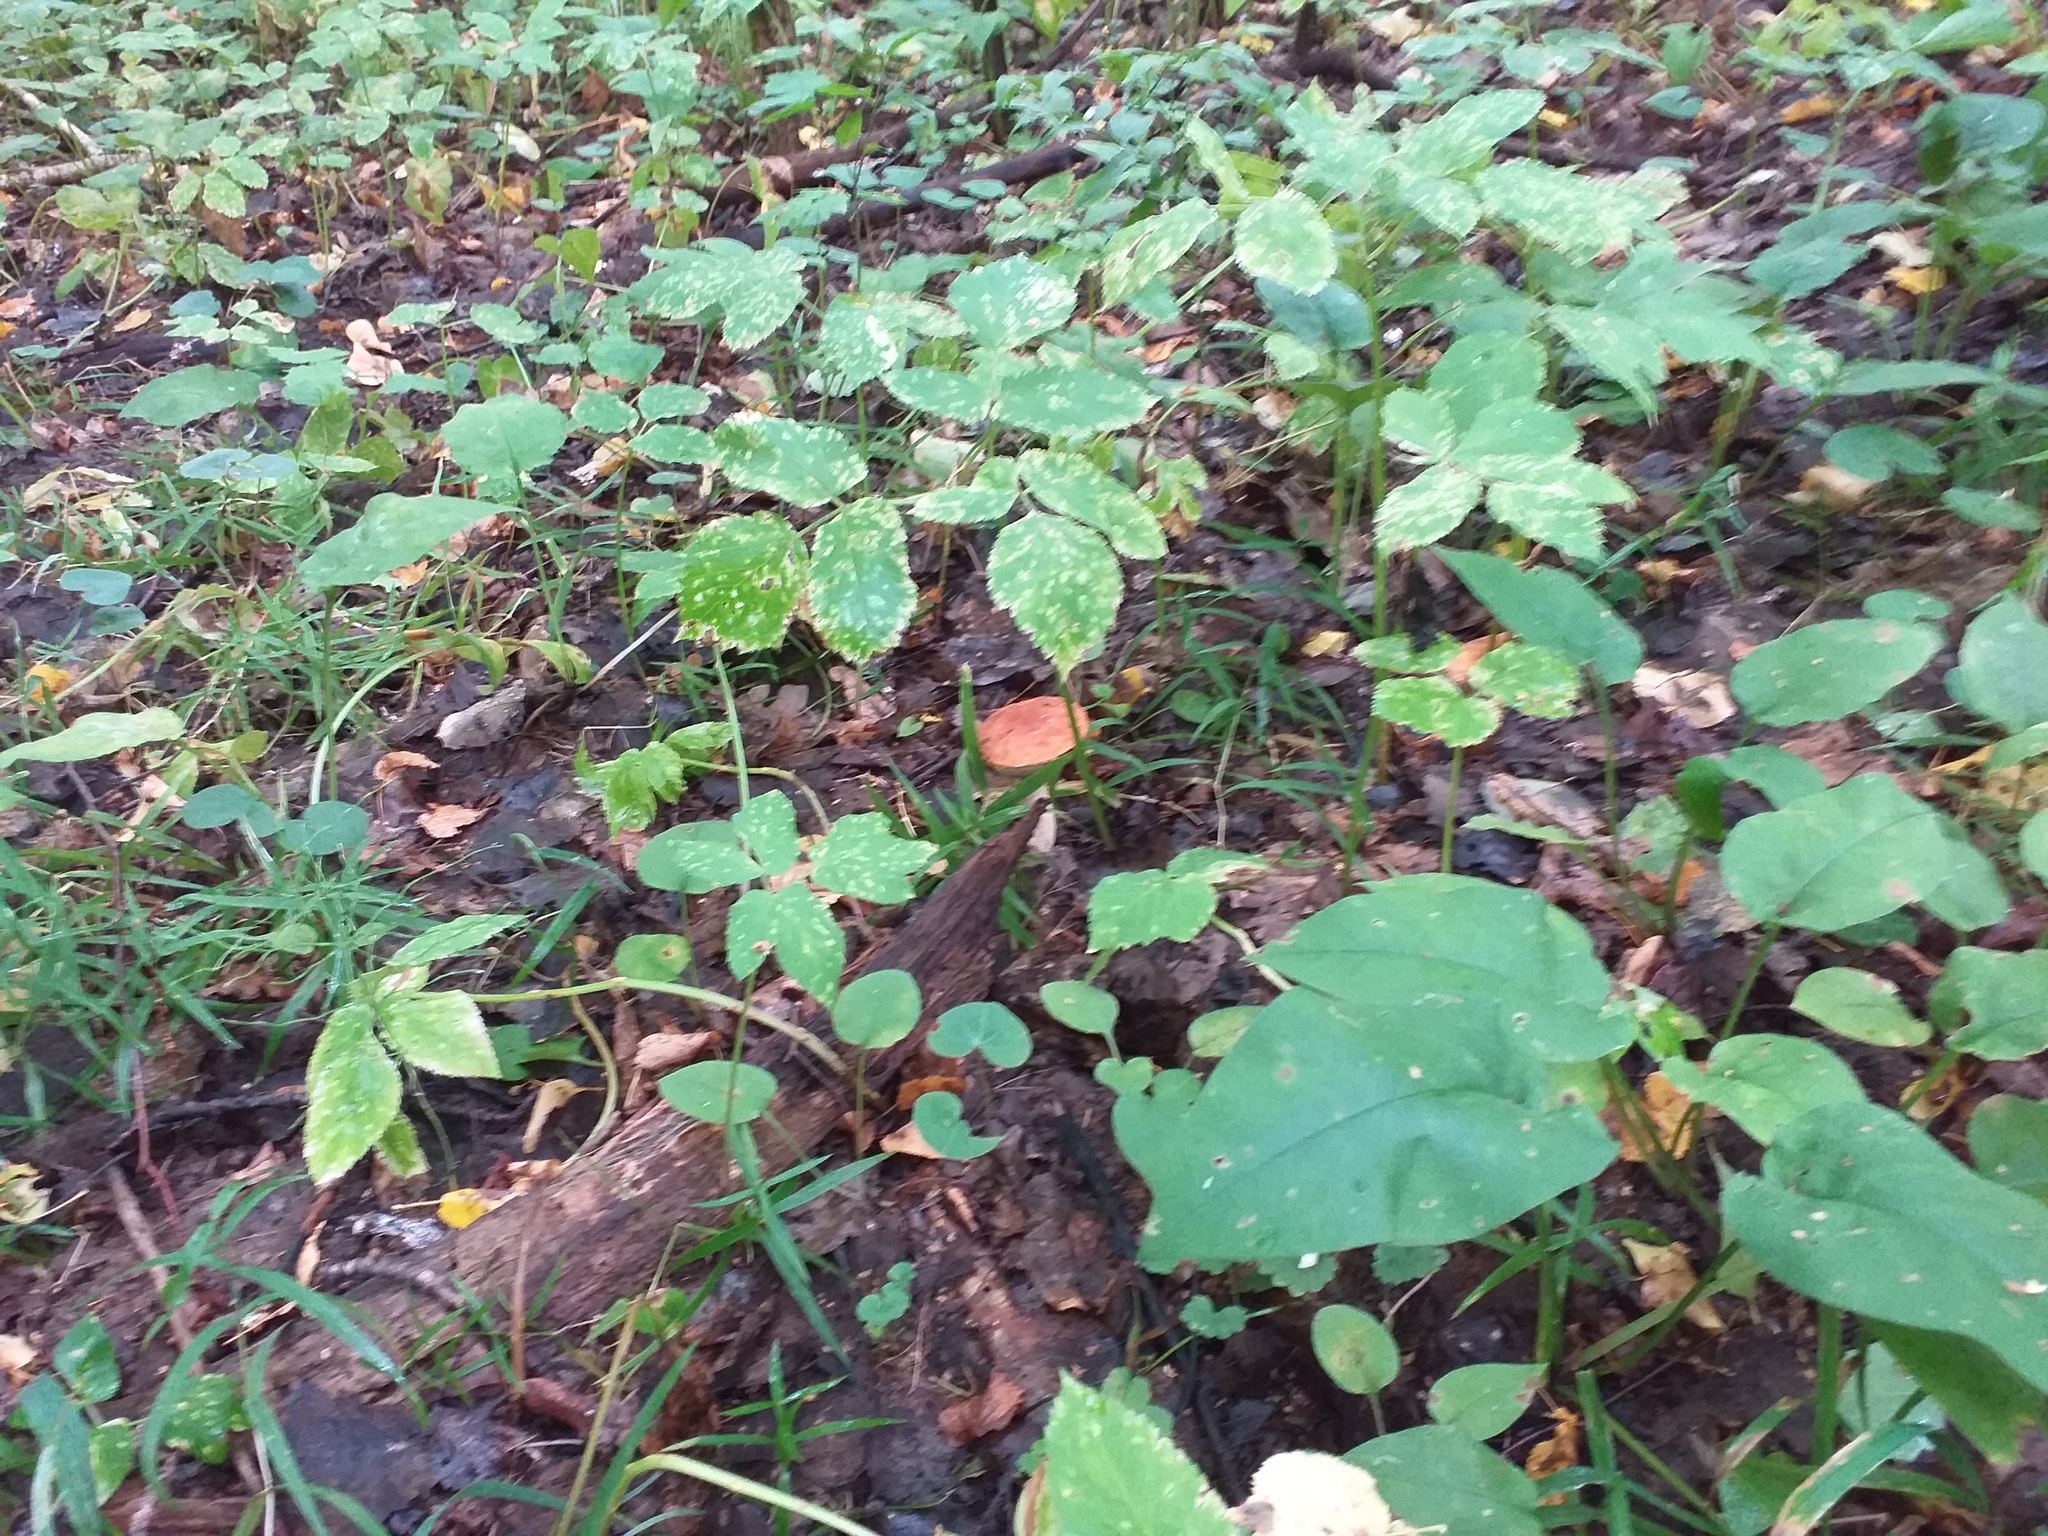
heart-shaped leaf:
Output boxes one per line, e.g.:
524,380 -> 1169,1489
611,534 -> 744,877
1790,968 -> 1931,1047
710,416 -> 865,506
441,395 -> 570,483
1371,675 -> 1500,748
831,968 -> 923,1050
1732,618 -> 1941,726
810,812 -> 936,904
1661,1034 -> 1865,1147
947,255 -> 1077,351
1312,1304 -> 1399,1395
660,1060 -> 778,1124
1234,188 -> 1337,293
929,1002 -> 1033,1068
1041,980 -> 1119,1037
910,1090 -> 1000,1159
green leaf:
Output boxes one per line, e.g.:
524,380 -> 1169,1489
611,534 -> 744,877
1040,1376 -> 1238,1536
726,884 -> 845,1002
0,707 -> 183,768
390,914 -> 524,967
571,390 -> 636,435
159,1376 -> 248,1466
1371,674 -> 1500,748
910,1090 -> 1001,1159
1041,980 -> 1120,1037
304,1002 -> 402,1185
633,423 -> 717,464
470,302 -> 545,347
1723,1102 -> 2048,1393
1020,449 -> 1165,560
374,1112 -> 428,1178
1829,358 -> 1997,396
441,395 -> 570,482
301,493 -> 512,589
1117,984 -> 1617,1267
277,798 -> 371,857
1097,1056 -> 1157,1095
732,790 -> 801,875
808,500 -> 915,661
1969,1095 -> 2048,1203
1188,1006 -> 1259,1058
987,513 -> 1124,674
1467,642 -> 1580,719
636,821 -> 764,895
1375,463 -> 1482,551
884,366 -> 994,423
1102,198 -> 1217,308
1731,618 -> 1940,725
1719,773 -> 2001,933
831,968 -> 923,1049
2023,811 -> 2048,883
1180,1295 -> 1248,1339
813,297 -> 901,392
1428,1363 -> 1542,1440
587,331 -> 664,384
53,1317 -> 119,1404
659,1060 -> 777,1124
672,512 -> 806,652
1942,487 -> 2039,532
1790,968 -> 1931,1047
1263,875 -> 1626,1062
1234,188 -> 1337,293
1948,595 -> 2048,733
1825,423 -> 1943,481
810,812 -> 936,904
615,932 -> 692,983
928,1002 -> 1033,1068
1437,549 -> 1643,686
947,255 -> 1077,350
1089,868 -> 1218,952
1380,388 -> 1460,460
991,358 -> 1155,437
710,416 -> 865,506
1484,462 -> 1628,561
1311,1304 -> 1399,1394
121,365 -> 260,426
1346,1426 -> 1543,1536
1425,333 -> 1548,429
628,239 -> 807,349
1930,947 -> 2048,1059
1660,1033 -> 1865,1146
379,989 -> 497,1077
1871,1322 -> 2046,1467
909,482 -> 1014,525
1476,159 -> 1675,260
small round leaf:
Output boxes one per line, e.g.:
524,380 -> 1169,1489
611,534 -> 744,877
616,933 -> 691,983
1311,1303 -> 1399,1395
909,1090 -> 1000,1159
831,968 -> 924,1050
1426,1362 -> 1542,1440
1041,981 -> 1119,1037
659,1060 -> 777,1124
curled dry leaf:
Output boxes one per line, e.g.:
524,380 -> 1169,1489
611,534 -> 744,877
569,437 -> 632,487
1780,93 -> 1838,124
634,1031 -> 721,1073
895,1074 -> 966,1110
374,750 -> 440,783
344,317 -> 402,387
1229,1450 -> 1413,1536
418,802 -> 487,839
1299,630 -> 1353,659
1796,462 -> 1875,511
1525,1407 -> 1581,1502
1622,1238 -> 1725,1332
879,1120 -> 945,1159
522,1077 -> 595,1153
938,1372 -> 1028,1444
979,696 -> 1091,771
1609,1070 -> 1703,1162
0,1334 -> 37,1388
1632,663 -> 1738,729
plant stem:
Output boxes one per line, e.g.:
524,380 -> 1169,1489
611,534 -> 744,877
1534,1202 -> 1563,1373
712,647 -> 750,806
1056,673 -> 1114,850
1720,921 -> 1781,1039
1810,1303 -> 1843,1466
1440,744 -> 1464,874
472,977 -> 846,1074
628,1455 -> 881,1536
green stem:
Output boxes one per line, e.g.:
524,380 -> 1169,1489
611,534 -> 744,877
1899,1046 -> 1961,1115
712,648 -> 750,806
1057,673 -> 1114,850
1440,744 -> 1464,874
628,1454 -> 880,1536
1534,1203 -> 1563,1373
1720,921 -> 1782,1039
1810,1303 -> 1843,1466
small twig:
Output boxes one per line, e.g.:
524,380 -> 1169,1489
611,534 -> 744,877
0,150 -> 144,190
2,79 -> 102,158
317,1256 -> 465,1312
1042,0 -> 1107,69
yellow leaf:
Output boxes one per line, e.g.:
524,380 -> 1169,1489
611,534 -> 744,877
1538,108 -> 1572,128
1526,1407 -> 1581,1504
1299,630 -> 1353,659
1780,94 -> 1839,124
1623,1239 -> 1726,1332
24,664 -> 70,705
437,1188 -> 498,1228
1611,1070 -> 1701,1162
1886,265 -> 1946,294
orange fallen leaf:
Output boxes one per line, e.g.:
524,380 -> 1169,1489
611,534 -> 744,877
1443,634 -> 1506,688
895,1074 -> 966,1111
114,306 -> 155,334
1623,1238 -> 1726,1332
634,1032 -> 720,1073
374,750 -> 439,782
1609,1071 -> 1702,1162
1526,1407 -> 1581,1502
1797,462 -> 1874,511
418,802 -> 486,838
1781,93 -> 1838,124
938,1373 -> 1027,1444
978,696 -> 1091,771
880,1121 -> 945,1158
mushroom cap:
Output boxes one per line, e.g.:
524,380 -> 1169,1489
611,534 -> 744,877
978,696 -> 1092,770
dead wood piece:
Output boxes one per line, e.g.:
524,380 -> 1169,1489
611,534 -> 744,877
318,1256 -> 465,1313
1042,0 -> 1107,69
0,152 -> 147,191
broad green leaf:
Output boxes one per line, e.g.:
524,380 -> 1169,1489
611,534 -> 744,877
1829,358 -> 1997,396
1380,388 -> 1459,460
1437,549 -> 1643,685
1721,744 -> 1827,807
1354,634 -> 1464,673
1872,1322 -> 2046,1466
2023,810 -> 2048,883
636,821 -> 764,895
1731,618 -> 1940,725
304,1003 -> 402,1185
987,513 -> 1124,674
1943,486 -> 2039,532
1311,1304 -> 1399,1394
276,800 -> 371,857
1723,1102 -> 2048,1393
0,707 -> 183,768
732,790 -> 800,875
910,483 -> 1014,525
884,366 -> 994,422
632,424 -> 716,464
1101,198 -> 1217,308
53,1318 -> 119,1404
726,884 -> 845,1002
374,1113 -> 428,1178
910,1090 -> 1001,1159
1117,981 -> 1617,1266
710,416 -> 865,506
1790,968 -> 1931,1047
1467,642 -> 1580,719
1258,276 -> 1374,352
1346,1426 -> 1543,1536
1040,1377 -> 1238,1536
1476,159 -> 1675,260
379,989 -> 498,1077
629,239 -> 807,349
571,390 -> 636,436
831,968 -> 922,1049
659,1060 -> 777,1124
1428,1363 -> 1542,1440
1423,333 -> 1548,429
991,359 -> 1154,437
810,812 -> 936,904
1947,595 -> 2048,733
1041,980 -> 1119,1037
1089,869 -> 1218,952
1825,423 -> 1943,481
1719,773 -> 1994,933
441,395 -> 570,482
672,512 -> 805,651
1265,875 -> 1625,1062
587,331 -> 664,383
636,382 -> 711,420
1181,1296 -> 1248,1338
1660,1034 -> 1864,1146
391,913 -> 525,967
813,297 -> 900,391
159,1376 -> 248,1466
121,366 -> 260,426
1747,202 -> 1900,299
1968,1095 -> 2048,1203
615,932 -> 691,983
808,499 -> 914,661
1188,1006 -> 1258,1058
1484,465 -> 1624,561
947,255 -> 1076,350
1371,674 -> 1500,748
1930,947 -> 2048,1059
470,302 -> 545,346
1375,463 -> 1483,551
1019,449 -> 1165,560
1234,188 -> 1337,293
928,1002 -> 1032,1068
1455,399 -> 1581,470
180,783 -> 273,832
1546,302 -> 1667,409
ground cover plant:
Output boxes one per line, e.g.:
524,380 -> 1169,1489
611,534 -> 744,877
1,0 -> 2046,1529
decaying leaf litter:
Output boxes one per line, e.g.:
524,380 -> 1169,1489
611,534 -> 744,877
1,0 -> 2047,1530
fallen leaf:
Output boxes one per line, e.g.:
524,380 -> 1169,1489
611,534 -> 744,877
0,1333 -> 36,1387
1885,265 -> 1946,294
1525,1407 -> 1581,1501
0,1162 -> 49,1225
24,663 -> 70,705
1254,391 -> 1296,431
1609,1071 -> 1702,1162
569,436 -> 633,487
938,1373 -> 1028,1444
418,802 -> 486,838
1537,108 -> 1572,128
1780,93 -> 1838,124
979,696 -> 1091,771
0,295 -> 34,321
635,1032 -> 720,1073
1632,663 -> 1738,728
113,306 -> 155,334
1443,633 -> 1505,688
521,1376 -> 596,1433
1230,1451 -> 1402,1536
1299,630 -> 1353,659
1797,462 -> 1874,511
1366,7 -> 1422,42
227,1144 -> 285,1182
879,1121 -> 944,1158
1870,228 -> 1932,266
522,1077 -> 594,1153
437,1187 -> 504,1228
374,750 -> 440,782
895,1074 -> 966,1111
344,317 -> 402,387
1622,1238 -> 1725,1332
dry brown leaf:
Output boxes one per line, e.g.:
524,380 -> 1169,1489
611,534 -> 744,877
1632,663 -> 1738,728
634,1031 -> 720,1073
1366,7 -> 1422,42
895,1074 -> 966,1111
1254,391 -> 1296,431
1623,1238 -> 1726,1332
937,1373 -> 1028,1444
344,317 -> 403,387
1299,630 -> 1353,659
374,750 -> 440,782
1781,93 -> 1838,124
1869,228 -> 1931,266
1443,634 -> 1506,687
0,1334 -> 37,1387
979,697 -> 1091,771
1609,1071 -> 1701,1162
1526,1407 -> 1581,1501
114,306 -> 155,334
569,436 -> 633,487
294,1228 -> 322,1287
418,802 -> 486,838
522,1077 -> 594,1153
1798,462 -> 1875,510
879,1120 -> 945,1158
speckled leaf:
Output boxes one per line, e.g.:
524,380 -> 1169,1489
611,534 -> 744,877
671,512 -> 805,652
947,255 -> 1077,351
379,988 -> 499,1078
710,416 -> 865,507
732,790 -> 800,876
1019,449 -> 1165,560
814,297 -> 901,392
810,812 -> 937,904
992,361 -> 1153,437
1371,674 -> 1500,748
304,1003 -> 401,1185
987,513 -> 1125,674
1041,1378 -> 1238,1536
808,499 -> 914,661
726,884 -> 845,1002
884,367 -> 994,423
1234,189 -> 1337,294
909,483 -> 1014,525
1089,869 -> 1219,953
1101,198 -> 1218,309
1375,463 -> 1482,552
1467,642 -> 1580,719
636,821 -> 764,895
